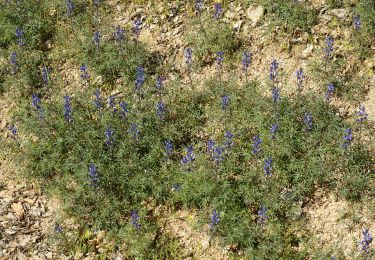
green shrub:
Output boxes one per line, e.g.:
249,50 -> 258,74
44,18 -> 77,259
185,15 -> 239,66
258,0 -> 318,32
10,73 -> 373,258
0,0 -> 57,49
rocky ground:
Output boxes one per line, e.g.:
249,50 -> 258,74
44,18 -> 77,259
1,1 -> 374,259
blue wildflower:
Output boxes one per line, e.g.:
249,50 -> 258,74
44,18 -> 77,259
360,229 -> 373,254
165,140 -> 174,156
135,66 -> 145,93
207,140 -> 216,154
63,95 -> 73,123
10,51 -> 18,73
93,31 -> 101,49
156,76 -> 166,91
270,124 -> 279,139
222,95 -> 230,110
210,209 -> 220,229
324,36 -> 334,61
356,106 -> 368,124
342,128 -> 353,149
172,183 -> 181,192
213,3 -> 223,20
54,223 -> 63,234
119,101 -> 129,119
93,89 -> 102,109
131,210 -> 141,229
252,134 -> 262,156
263,157 -> 273,177
32,93 -> 44,117
93,0 -> 100,7
270,59 -> 279,83
88,163 -> 99,188
213,146 -> 225,164
242,50 -> 252,72
354,15 -> 361,31
80,64 -> 90,82
272,87 -> 281,104
15,27 -> 25,46
296,67 -> 305,92
156,101 -> 166,120
132,17 -> 142,37
216,51 -> 224,69
326,83 -> 335,101
105,127 -> 115,147
195,0 -> 203,15
42,66 -> 50,85
108,95 -> 117,114
224,131 -> 234,148
303,112 -> 313,131
181,146 -> 195,165
114,26 -> 125,43
129,123 -> 140,140
185,47 -> 193,67
257,204 -> 268,226
8,125 -> 18,142
66,0 -> 74,16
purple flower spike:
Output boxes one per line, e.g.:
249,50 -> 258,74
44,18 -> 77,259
270,124 -> 279,139
132,17 -> 142,37
195,0 -> 203,15
222,95 -> 230,110
216,51 -> 224,69
213,3 -> 223,20
156,100 -> 166,120
354,15 -> 361,31
263,157 -> 273,177
257,204 -> 268,226
356,106 -> 368,124
209,209 -> 220,229
303,112 -> 313,131
270,59 -> 279,83
181,146 -> 195,165
342,128 -> 353,149
114,26 -> 125,43
242,51 -> 252,72
359,229 -> 373,254
165,140 -> 174,156
15,27 -> 25,46
131,210 -> 141,229
105,126 -> 115,147
88,163 -> 99,188
93,31 -> 101,49
135,66 -> 145,93
66,0 -> 74,16
252,134 -> 262,156
185,47 -> 193,67
296,67 -> 305,92
324,36 -> 334,61
8,125 -> 18,142
326,83 -> 335,101
63,95 -> 73,123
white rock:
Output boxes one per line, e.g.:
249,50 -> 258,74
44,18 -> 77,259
233,20 -> 243,31
331,9 -> 348,19
246,5 -> 264,27
302,44 -> 314,58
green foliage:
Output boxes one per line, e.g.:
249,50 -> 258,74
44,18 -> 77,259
10,73 -> 373,258
1,49 -> 46,98
258,0 -> 318,32
0,0 -> 57,49
357,0 -> 375,36
185,16 -> 239,65
81,31 -> 151,84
